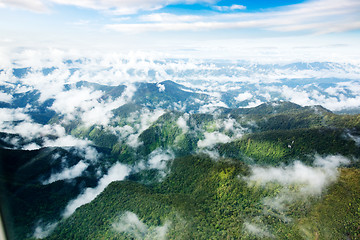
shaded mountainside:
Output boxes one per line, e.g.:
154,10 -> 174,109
0,147 -> 106,240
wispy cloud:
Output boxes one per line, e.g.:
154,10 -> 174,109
139,13 -> 203,23
0,0 -> 48,12
214,4 -> 246,11
105,0 -> 360,34
0,0 -> 217,15
2,0 -> 359,35
63,162 -> 131,218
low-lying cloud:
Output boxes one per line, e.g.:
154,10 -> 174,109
197,131 -> 231,148
121,108 -> 165,148
112,211 -> 170,240
33,221 -> 58,239
42,160 -> 88,185
62,162 -> 131,218
147,148 -> 175,171
246,155 -> 350,195
243,155 -> 351,236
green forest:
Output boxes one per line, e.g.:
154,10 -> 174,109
1,101 -> 360,239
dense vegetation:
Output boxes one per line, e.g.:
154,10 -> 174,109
44,156 -> 360,240
1,100 -> 360,239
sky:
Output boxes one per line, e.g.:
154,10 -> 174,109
0,0 -> 360,59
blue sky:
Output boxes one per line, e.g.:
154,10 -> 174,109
0,0 -> 360,60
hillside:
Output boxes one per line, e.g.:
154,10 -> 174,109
1,98 -> 360,239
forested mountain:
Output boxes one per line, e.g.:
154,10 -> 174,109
0,78 -> 360,240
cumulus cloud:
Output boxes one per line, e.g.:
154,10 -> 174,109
147,148 -> 175,170
243,155 -> 350,236
43,161 -> 88,185
5,48 -> 360,91
156,83 -> 165,92
176,114 -> 189,133
43,135 -> 91,148
112,211 -> 170,240
246,155 -> 350,195
49,84 -> 136,126
113,212 -> 148,239
125,108 -> 165,148
0,109 -> 95,150
198,100 -> 228,113
197,131 -> 231,148
0,91 -> 13,103
276,85 -> 360,111
0,108 -> 31,125
234,92 -> 253,102
0,111 -> 97,150
63,162 -> 131,218
219,118 -> 245,139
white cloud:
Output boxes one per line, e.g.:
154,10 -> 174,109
125,108 -> 165,148
197,131 -> 231,148
277,85 -> 360,111
215,4 -> 246,11
147,148 -> 175,170
139,13 -> 202,22
156,83 -> 165,92
0,0 -> 48,12
0,107 -> 100,150
23,143 -> 42,150
1,120 -> 64,141
347,133 -> 360,146
113,212 -> 148,239
243,221 -> 273,238
63,162 -> 131,218
112,211 -> 170,240
50,84 -> 136,126
219,118 -> 245,139
198,149 -> 220,160
50,88 -> 103,120
43,161 -> 88,184
234,91 -> 253,102
244,99 -> 263,108
176,114 -> 189,133
0,108 -> 30,125
0,0 -> 216,15
0,91 -> 13,103
198,100 -> 228,113
81,146 -> 101,162
33,221 -> 58,239
243,155 -> 350,236
245,155 -> 350,196
44,135 -> 91,148
105,21 -> 250,33
105,0 -> 360,34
